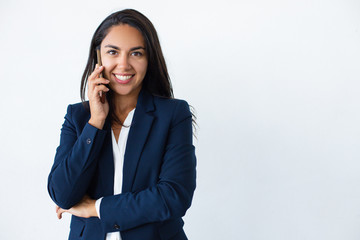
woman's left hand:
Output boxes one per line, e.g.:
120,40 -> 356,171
56,195 -> 98,219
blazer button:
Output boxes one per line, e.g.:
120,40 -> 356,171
86,138 -> 91,144
114,224 -> 120,230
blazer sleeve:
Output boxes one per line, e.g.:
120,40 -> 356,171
47,104 -> 108,209
99,100 -> 196,232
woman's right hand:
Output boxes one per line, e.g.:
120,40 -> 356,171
87,65 -> 110,129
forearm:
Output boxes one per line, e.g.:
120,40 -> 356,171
56,195 -> 98,219
48,120 -> 107,209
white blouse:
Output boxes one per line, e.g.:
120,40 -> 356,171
95,108 -> 135,240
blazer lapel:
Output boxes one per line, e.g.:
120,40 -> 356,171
122,89 -> 155,193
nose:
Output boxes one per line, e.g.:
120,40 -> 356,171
116,53 -> 131,70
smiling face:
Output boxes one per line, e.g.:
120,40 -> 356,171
100,24 -> 148,101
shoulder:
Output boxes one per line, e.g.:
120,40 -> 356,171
152,96 -> 191,116
63,101 -> 91,128
68,101 -> 90,113
151,96 -> 192,126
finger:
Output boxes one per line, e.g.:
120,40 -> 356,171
56,208 -> 63,219
88,85 -> 110,100
88,88 -> 109,102
91,89 -> 108,103
88,77 -> 110,88
88,78 -> 110,93
57,207 -> 68,220
93,84 -> 110,93
88,65 -> 104,81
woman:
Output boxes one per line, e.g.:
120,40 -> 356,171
47,9 -> 196,240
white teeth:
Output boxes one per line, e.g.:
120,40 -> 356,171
115,74 -> 133,81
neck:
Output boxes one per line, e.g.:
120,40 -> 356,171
112,89 -> 141,116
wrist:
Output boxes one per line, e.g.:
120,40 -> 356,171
91,199 -> 98,218
88,118 -> 105,130
95,198 -> 102,219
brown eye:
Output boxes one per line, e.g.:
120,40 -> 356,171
107,50 -> 118,55
131,51 -> 143,57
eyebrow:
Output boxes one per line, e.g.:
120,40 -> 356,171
104,44 -> 146,51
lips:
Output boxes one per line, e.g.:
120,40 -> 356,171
113,74 -> 135,84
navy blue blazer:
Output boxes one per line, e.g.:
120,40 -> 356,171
48,89 -> 196,240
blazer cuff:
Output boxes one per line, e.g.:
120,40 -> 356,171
95,197 -> 103,219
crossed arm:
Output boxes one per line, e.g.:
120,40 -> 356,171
48,101 -> 196,231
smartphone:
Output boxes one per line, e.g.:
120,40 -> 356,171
96,47 -> 106,104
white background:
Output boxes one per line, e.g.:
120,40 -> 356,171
0,0 -> 360,239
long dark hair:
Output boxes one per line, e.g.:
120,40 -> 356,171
80,9 -> 197,133
80,9 -> 172,123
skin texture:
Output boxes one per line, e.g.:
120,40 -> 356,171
101,24 -> 148,109
56,24 -> 148,220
